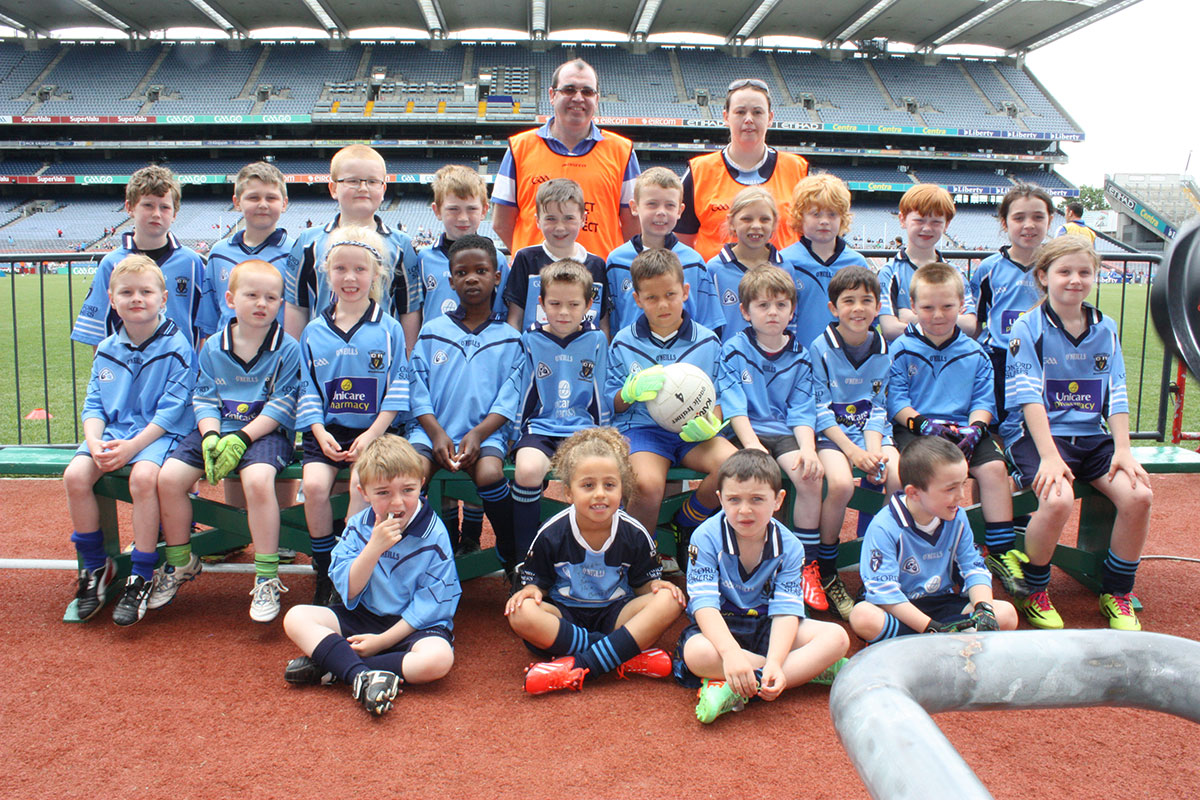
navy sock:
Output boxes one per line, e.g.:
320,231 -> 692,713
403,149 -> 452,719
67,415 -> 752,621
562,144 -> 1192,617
462,503 -> 484,541
868,613 -> 902,644
1024,561 -> 1052,592
794,527 -> 820,564
550,618 -> 592,656
575,626 -> 640,675
1102,550 -> 1139,595
310,534 -> 336,576
130,547 -> 157,582
363,651 -> 407,679
478,479 -> 514,566
312,633 -> 367,685
817,542 -> 839,580
674,494 -> 716,530
511,482 -> 543,562
984,522 -> 1015,554
70,530 -> 106,572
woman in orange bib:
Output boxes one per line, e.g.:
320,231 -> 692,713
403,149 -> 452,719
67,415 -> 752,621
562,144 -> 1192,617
675,79 -> 809,262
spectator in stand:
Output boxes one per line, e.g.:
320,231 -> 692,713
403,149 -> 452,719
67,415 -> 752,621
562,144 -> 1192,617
1054,201 -> 1097,245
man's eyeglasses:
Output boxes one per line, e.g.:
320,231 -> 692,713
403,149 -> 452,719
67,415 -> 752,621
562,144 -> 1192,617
335,178 -> 386,189
727,78 -> 771,94
553,84 -> 598,98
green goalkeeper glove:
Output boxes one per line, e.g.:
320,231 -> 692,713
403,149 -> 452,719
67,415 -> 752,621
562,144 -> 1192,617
970,601 -> 1000,632
620,365 -> 666,405
679,411 -> 729,443
202,431 -> 221,485
210,430 -> 252,483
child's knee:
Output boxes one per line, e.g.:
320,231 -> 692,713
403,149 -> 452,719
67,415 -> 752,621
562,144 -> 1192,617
127,464 -> 159,499
407,642 -> 454,683
241,474 -> 276,504
973,460 -> 1009,487
993,600 -> 1019,630
848,602 -> 882,639
1038,489 -> 1075,518
302,475 -> 331,502
63,461 -> 95,494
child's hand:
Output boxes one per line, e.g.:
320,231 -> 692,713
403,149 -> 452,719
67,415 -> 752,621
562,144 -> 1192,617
347,632 -> 390,658
456,430 -> 482,471
430,430 -> 459,472
793,447 -> 823,481
679,410 -> 728,443
620,365 -> 666,404
201,431 -> 221,484
504,583 -> 542,616
315,429 -> 346,461
369,512 -> 405,552
757,662 -> 787,701
648,579 -> 686,607
346,428 -> 383,461
1032,455 -> 1074,501
95,439 -> 135,472
1107,449 -> 1150,491
850,447 -> 882,480
85,438 -> 107,464
722,650 -> 758,700
957,422 -> 986,459
210,431 -> 250,482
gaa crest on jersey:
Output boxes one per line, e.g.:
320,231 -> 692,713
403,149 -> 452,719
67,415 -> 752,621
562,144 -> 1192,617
869,548 -> 883,571
536,361 -> 552,379
98,368 -> 115,383
908,363 -> 919,377
220,267 -> 229,282
722,289 -> 738,306
688,543 -> 699,566
579,360 -> 594,380
433,350 -> 448,365
902,556 -> 920,574
424,274 -> 437,291
1094,354 -> 1108,372
622,278 -> 632,293
741,369 -> 752,384
369,351 -> 385,370
924,576 -> 942,594
175,277 -> 189,296
1009,338 -> 1021,357
872,380 -> 882,395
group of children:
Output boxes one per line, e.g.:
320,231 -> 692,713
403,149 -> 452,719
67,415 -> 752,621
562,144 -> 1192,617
62,147 -> 1153,719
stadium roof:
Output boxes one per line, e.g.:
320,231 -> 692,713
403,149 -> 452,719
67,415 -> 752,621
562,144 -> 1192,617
0,0 -> 1144,54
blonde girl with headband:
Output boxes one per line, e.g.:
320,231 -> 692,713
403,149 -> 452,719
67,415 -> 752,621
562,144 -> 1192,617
296,225 -> 413,607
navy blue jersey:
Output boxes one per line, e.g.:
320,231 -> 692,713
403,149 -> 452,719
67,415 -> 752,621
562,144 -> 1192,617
82,318 -> 195,441
501,244 -> 608,330
296,301 -> 411,430
685,511 -> 806,619
607,312 -> 723,431
409,309 -> 522,441
285,214 -> 421,319
202,228 -> 294,332
970,246 -> 1042,350
878,248 -> 976,320
606,234 -> 722,332
809,324 -> 891,448
780,236 -> 870,350
1002,302 -> 1128,442
494,322 -> 610,438
72,232 -> 211,349
860,492 -> 991,605
193,321 -> 302,435
518,506 -> 660,608
706,243 -> 786,342
330,503 -> 461,629
718,329 -> 816,437
887,324 -> 995,426
417,233 -> 510,321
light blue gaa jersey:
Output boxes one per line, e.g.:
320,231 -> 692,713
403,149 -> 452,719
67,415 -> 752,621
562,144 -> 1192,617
1002,302 -> 1128,443
780,236 -> 870,351
82,318 -> 195,441
706,243 -> 785,342
970,246 -> 1041,351
285,214 -> 421,320
501,243 -> 609,331
71,232 -> 211,349
518,506 -> 660,608
493,321 -> 610,438
417,233 -> 511,321
202,228 -> 294,332
330,503 -> 462,628
860,492 -> 991,606
408,309 -> 522,447
718,329 -> 816,438
295,301 -> 411,431
809,323 -> 891,448
877,248 -> 978,319
605,233 -> 722,333
685,512 -> 806,619
193,320 -> 302,436
887,323 -> 995,427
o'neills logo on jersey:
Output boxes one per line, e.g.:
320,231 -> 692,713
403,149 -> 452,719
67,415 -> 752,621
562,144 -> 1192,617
324,377 -> 378,414
832,399 -> 872,429
221,399 -> 265,422
1047,379 -> 1100,412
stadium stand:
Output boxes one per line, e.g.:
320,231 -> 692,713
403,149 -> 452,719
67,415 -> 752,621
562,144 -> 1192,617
145,44 -> 259,115
0,44 -> 57,116
908,166 -> 1014,191
35,44 -> 157,116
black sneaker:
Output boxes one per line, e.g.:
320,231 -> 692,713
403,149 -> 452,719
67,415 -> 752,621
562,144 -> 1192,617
112,575 -> 152,626
285,655 -> 337,686
74,557 -> 116,621
454,537 -> 481,558
312,572 -> 342,607
351,669 -> 402,715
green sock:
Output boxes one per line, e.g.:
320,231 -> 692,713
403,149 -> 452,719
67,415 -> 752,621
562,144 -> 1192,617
165,543 -> 192,568
254,552 -> 280,581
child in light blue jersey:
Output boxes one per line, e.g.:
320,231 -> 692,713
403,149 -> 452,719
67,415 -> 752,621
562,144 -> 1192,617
888,263 -> 1018,603
606,168 -> 721,333
283,435 -> 459,717
493,259 -> 610,569
849,437 -> 1017,643
706,186 -> 787,342
201,162 -> 294,332
157,260 -> 302,623
284,145 -> 421,349
71,165 -> 211,349
678,450 -> 849,724
297,226 -> 412,607
63,256 -> 195,626
410,235 -> 521,562
718,266 -> 825,609
1004,237 -> 1152,632
780,173 -> 869,350
810,266 -> 900,619
607,248 -> 737,552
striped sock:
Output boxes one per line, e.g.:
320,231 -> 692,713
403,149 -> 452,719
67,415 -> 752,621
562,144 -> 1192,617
1101,550 -> 1140,595
550,619 -> 593,656
794,527 -> 820,563
164,543 -> 192,568
984,522 -> 1015,554
130,547 -> 158,582
575,626 -> 640,675
462,503 -> 484,541
478,478 -> 514,566
512,482 -> 543,560
868,613 -> 902,644
310,534 -> 336,577
817,542 -> 840,581
1023,561 -> 1052,592
255,552 -> 280,581
70,530 -> 107,572
674,494 -> 715,529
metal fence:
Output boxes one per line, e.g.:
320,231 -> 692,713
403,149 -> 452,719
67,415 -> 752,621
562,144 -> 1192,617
0,247 -> 1174,446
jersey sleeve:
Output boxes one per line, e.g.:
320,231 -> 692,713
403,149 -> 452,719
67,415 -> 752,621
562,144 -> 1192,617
811,349 -> 837,434
1106,324 -> 1129,417
261,339 -> 303,430
501,251 -> 531,310
716,344 -> 749,420
860,514 -> 907,606
684,526 -> 723,615
150,346 -> 195,434
970,346 -> 997,418
625,522 -> 661,589
516,524 -> 559,591
407,337 -> 435,419
954,514 -> 992,594
329,516 -> 369,608
593,333 -> 613,426
674,168 -> 700,235
198,261 -> 223,338
489,342 -> 528,422
380,323 -> 411,414
691,265 -> 724,332
295,325 -> 325,430
1004,315 -> 1043,409
866,360 -> 889,435
401,530 -> 462,631
959,268 -> 978,316
192,343 -> 221,425
785,351 -> 817,431
71,258 -> 115,346
285,237 -> 315,308
877,263 -> 898,317
605,338 -> 632,410
81,351 -> 110,425
389,237 -> 423,315
886,344 -> 914,420
620,149 -> 641,206
766,539 -> 807,619
490,147 -> 518,207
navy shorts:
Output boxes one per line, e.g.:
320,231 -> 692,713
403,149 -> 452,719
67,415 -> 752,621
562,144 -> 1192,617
301,423 -> 366,467
1006,433 -> 1114,488
892,426 -> 1005,469
625,424 -> 702,464
673,611 -> 773,687
168,428 -> 294,473
730,432 -> 799,461
892,594 -> 972,637
523,594 -> 635,658
513,433 -> 566,460
988,347 -> 1008,426
411,442 -> 505,465
331,602 -> 454,651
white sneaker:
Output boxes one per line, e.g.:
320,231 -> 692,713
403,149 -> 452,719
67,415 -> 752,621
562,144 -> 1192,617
250,577 -> 288,622
146,553 -> 203,610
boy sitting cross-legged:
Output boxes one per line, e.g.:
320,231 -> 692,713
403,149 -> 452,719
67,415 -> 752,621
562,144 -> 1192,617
283,435 -> 460,717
